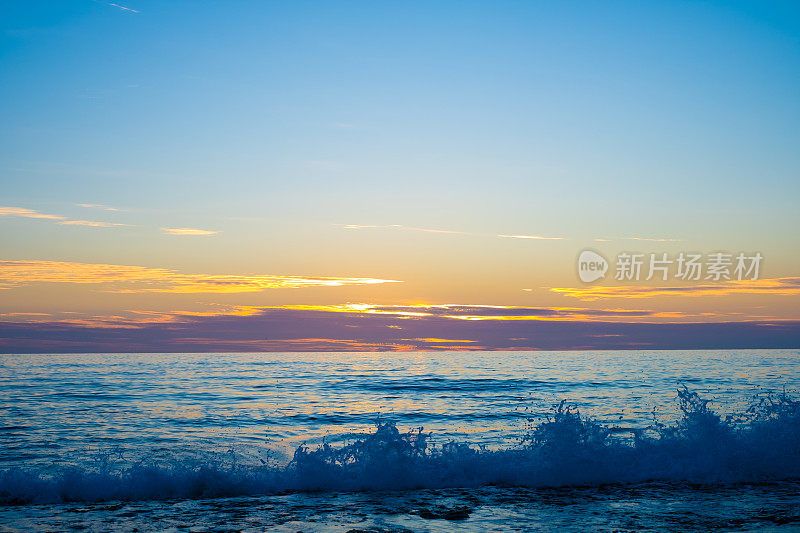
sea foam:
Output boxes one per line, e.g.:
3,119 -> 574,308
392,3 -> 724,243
1,388 -> 799,505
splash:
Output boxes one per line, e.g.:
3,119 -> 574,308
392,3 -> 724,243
2,387 -> 799,505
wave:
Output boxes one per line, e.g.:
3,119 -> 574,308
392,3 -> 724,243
1,387 -> 799,505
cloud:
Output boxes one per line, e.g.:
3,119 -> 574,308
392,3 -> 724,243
0,312 -> 51,319
412,338 -> 477,343
340,225 -> 566,240
0,306 -> 268,328
140,275 -> 400,294
160,227 -> 219,236
1,306 -> 797,353
0,261 -> 173,288
0,300 -> 704,327
77,203 -> 121,212
1,206 -> 127,228
107,2 -> 139,13
339,224 -> 467,235
0,260 -> 402,293
265,303 -> 691,322
0,207 -> 65,220
498,234 -> 564,241
59,220 -> 129,227
551,277 -> 800,301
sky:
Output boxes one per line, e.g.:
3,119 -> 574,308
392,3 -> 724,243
0,0 -> 799,352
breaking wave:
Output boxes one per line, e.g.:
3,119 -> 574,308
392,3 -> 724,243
2,387 -> 799,505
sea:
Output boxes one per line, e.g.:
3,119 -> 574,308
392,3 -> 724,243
0,349 -> 799,532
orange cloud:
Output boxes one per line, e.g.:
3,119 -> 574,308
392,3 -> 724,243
551,277 -> 800,301
0,312 -> 51,319
59,220 -> 129,227
5,305 -> 795,353
0,207 -> 65,220
498,234 -> 564,240
0,305 -> 270,327
0,260 -> 402,293
269,303 -> 693,322
144,275 -> 400,294
0,303 -> 696,329
160,227 -> 219,236
0,261 -> 172,287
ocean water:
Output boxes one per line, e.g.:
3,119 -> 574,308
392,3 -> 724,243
1,349 -> 799,531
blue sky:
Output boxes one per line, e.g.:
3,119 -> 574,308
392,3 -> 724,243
0,1 -> 799,351
3,2 -> 798,223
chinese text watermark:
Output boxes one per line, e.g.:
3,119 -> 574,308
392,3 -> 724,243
578,251 -> 762,283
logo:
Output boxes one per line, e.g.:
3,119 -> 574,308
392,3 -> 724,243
578,250 -> 608,283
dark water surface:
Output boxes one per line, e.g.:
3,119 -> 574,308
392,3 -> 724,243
1,350 -> 798,531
